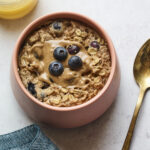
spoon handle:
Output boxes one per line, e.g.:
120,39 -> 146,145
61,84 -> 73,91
122,87 -> 146,150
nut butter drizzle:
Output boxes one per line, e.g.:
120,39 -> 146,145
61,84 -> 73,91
29,40 -> 93,88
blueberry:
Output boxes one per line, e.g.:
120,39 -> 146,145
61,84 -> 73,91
53,22 -> 62,30
28,82 -> 36,95
53,47 -> 68,61
90,41 -> 100,49
49,62 -> 64,76
68,56 -> 82,70
67,45 -> 80,55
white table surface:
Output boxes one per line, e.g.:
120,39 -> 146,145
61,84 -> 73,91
1,0 -> 150,150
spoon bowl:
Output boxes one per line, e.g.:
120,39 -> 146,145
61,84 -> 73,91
134,39 -> 150,88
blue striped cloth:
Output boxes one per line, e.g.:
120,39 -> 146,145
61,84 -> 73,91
0,124 -> 59,150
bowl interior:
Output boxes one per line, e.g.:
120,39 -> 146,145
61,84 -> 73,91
13,12 -> 116,111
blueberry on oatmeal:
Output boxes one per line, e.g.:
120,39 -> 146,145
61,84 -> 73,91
90,41 -> 100,49
27,82 -> 36,95
67,45 -> 80,55
53,22 -> 62,30
49,62 -> 64,76
68,56 -> 82,70
53,47 -> 68,61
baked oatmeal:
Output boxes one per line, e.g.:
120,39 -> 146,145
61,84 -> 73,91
18,19 -> 111,107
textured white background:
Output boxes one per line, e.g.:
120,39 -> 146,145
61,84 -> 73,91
1,0 -> 150,150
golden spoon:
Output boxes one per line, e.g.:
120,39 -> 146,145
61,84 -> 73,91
122,39 -> 150,150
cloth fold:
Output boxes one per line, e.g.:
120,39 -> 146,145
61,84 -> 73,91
0,124 -> 59,150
